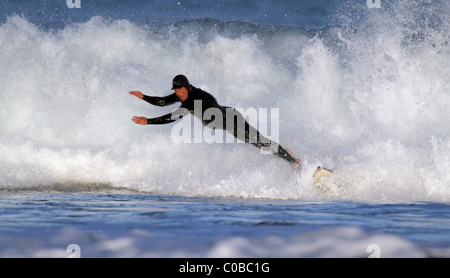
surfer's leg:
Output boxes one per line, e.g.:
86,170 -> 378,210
273,144 -> 298,164
245,123 -> 299,165
224,108 -> 299,165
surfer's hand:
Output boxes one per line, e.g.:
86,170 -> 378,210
129,91 -> 144,99
132,116 -> 148,125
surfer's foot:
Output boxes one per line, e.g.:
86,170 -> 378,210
292,158 -> 302,169
286,150 -> 301,169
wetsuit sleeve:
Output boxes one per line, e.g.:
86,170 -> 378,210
146,113 -> 176,125
142,93 -> 179,107
146,107 -> 190,125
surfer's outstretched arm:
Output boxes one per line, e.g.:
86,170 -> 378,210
131,114 -> 175,125
132,106 -> 190,125
130,90 -> 184,125
129,91 -> 179,106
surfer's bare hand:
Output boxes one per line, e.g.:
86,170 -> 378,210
129,91 -> 144,99
132,116 -> 148,125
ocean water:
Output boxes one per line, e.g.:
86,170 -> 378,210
0,0 -> 449,258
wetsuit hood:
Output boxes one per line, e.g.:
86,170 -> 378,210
171,74 -> 191,90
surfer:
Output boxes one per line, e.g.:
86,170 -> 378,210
130,74 -> 300,167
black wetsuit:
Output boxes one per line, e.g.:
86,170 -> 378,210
142,86 -> 297,164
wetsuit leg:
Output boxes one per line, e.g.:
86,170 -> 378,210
223,107 -> 297,164
245,121 -> 297,164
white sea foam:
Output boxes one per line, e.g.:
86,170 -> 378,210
0,0 -> 449,201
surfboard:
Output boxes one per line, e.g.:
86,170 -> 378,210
313,166 -> 333,185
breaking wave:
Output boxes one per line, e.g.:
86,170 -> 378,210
0,0 -> 449,201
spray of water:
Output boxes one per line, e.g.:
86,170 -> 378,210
0,1 -> 449,201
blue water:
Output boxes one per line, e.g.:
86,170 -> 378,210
1,0 -> 449,257
1,192 -> 449,257
1,0 -> 337,29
